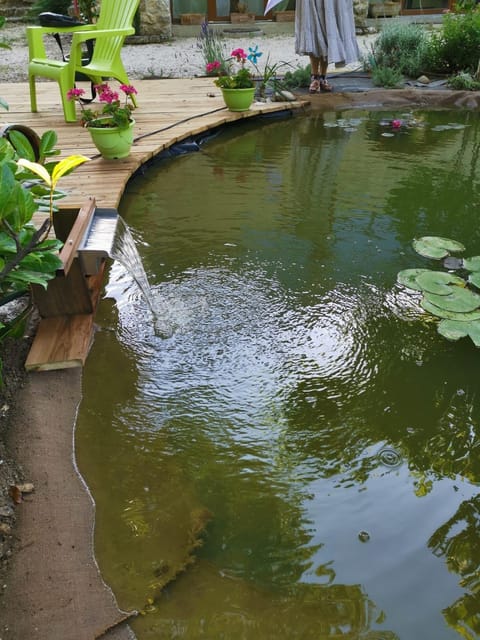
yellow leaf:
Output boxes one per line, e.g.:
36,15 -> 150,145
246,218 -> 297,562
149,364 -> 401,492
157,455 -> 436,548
51,155 -> 89,189
17,158 -> 51,186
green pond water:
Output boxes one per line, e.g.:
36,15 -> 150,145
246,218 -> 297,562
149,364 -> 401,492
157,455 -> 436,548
76,109 -> 480,640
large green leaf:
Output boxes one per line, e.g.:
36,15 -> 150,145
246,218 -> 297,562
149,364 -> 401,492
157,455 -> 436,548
413,236 -> 465,259
6,269 -> 57,288
463,256 -> 480,272
0,163 -> 18,220
424,288 -> 480,313
437,319 -> 480,347
40,130 -> 58,158
8,130 -> 36,163
421,298 -> 480,320
0,232 -> 17,254
397,268 -> 430,291
416,270 -> 465,295
468,272 -> 480,289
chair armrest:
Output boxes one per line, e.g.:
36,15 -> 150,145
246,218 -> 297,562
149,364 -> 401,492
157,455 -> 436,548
27,24 -> 94,35
71,27 -> 135,45
27,24 -> 94,59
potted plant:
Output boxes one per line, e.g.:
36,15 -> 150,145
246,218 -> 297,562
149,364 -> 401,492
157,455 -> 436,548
208,47 -> 257,111
66,83 -> 138,159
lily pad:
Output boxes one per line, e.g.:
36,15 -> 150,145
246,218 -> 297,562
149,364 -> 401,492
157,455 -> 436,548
413,236 -> 465,259
437,319 -> 480,347
424,287 -> 480,313
415,271 -> 465,295
463,256 -> 480,272
397,268 -> 430,291
468,272 -> 480,289
420,298 -> 480,320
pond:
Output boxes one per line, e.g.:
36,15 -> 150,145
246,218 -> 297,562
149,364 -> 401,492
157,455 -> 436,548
76,109 -> 480,640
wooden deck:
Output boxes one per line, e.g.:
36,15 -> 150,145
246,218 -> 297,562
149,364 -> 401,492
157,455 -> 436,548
3,79 -> 307,370
2,78 -> 308,212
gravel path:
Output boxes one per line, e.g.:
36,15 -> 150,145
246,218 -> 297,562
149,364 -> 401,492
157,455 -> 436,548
0,21 -> 375,83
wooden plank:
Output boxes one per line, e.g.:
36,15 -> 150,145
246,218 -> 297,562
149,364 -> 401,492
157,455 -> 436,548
31,260 -> 94,317
25,314 -> 95,371
59,196 -> 96,274
26,266 -> 105,370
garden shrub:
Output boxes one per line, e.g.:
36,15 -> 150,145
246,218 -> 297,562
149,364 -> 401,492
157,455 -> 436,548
425,10 -> 480,75
447,71 -> 480,90
370,21 -> 430,78
282,64 -> 312,89
371,65 -> 404,88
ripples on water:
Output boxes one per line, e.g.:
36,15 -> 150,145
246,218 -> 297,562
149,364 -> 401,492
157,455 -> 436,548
78,110 -> 480,640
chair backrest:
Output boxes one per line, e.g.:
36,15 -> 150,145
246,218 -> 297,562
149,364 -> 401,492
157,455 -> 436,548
90,0 -> 140,65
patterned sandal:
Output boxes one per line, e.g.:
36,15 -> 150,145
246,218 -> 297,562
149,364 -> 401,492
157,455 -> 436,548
309,74 -> 321,94
319,76 -> 333,92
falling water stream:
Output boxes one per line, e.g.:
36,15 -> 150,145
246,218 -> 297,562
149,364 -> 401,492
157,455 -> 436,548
76,109 -> 480,640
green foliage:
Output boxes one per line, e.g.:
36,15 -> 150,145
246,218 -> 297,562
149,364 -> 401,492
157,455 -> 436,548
197,21 -> 228,73
447,71 -> 480,90
77,0 -> 99,22
0,129 -> 88,383
0,132 -> 65,301
27,0 -> 72,19
371,65 -> 403,88
397,236 -> 480,347
425,10 -> 480,74
282,64 -> 312,89
370,21 -> 429,77
27,0 -> 98,22
215,66 -> 254,88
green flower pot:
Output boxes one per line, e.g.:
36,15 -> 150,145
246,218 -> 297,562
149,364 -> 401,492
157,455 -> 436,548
87,118 -> 135,159
221,87 -> 256,112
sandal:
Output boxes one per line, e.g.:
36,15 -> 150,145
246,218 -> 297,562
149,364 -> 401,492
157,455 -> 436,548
319,77 -> 333,92
309,74 -> 321,94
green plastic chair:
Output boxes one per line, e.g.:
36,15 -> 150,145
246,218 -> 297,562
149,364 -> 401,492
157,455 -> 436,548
27,0 -> 140,123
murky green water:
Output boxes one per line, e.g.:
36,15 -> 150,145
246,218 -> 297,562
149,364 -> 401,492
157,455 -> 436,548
76,109 -> 480,639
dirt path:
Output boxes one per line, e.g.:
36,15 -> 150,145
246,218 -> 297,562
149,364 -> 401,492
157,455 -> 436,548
2,369 -> 136,640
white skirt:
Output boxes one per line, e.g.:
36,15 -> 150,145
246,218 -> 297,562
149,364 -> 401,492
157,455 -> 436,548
295,0 -> 360,65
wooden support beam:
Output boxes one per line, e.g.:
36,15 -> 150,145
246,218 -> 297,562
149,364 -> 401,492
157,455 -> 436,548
26,255 -> 106,371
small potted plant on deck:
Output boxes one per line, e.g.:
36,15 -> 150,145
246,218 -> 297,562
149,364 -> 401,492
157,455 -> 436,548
209,47 -> 257,111
67,83 -> 138,159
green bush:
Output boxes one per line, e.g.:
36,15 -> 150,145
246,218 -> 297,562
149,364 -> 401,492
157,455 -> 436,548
425,10 -> 480,74
27,0 -> 72,20
370,21 -> 430,77
282,64 -> 312,89
371,65 -> 404,88
447,71 -> 480,90
27,0 -> 98,22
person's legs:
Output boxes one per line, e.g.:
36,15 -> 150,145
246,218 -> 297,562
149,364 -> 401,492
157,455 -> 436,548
309,56 -> 332,93
309,55 -> 321,93
318,57 -> 332,92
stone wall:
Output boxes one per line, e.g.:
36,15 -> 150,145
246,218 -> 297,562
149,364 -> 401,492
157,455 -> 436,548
1,0 -> 35,19
138,0 -> 172,39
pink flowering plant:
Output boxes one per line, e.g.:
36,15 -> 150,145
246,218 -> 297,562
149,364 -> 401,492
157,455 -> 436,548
66,83 -> 137,129
208,47 -> 260,89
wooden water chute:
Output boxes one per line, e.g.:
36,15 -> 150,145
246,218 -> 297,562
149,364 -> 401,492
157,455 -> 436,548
26,196 -> 114,371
